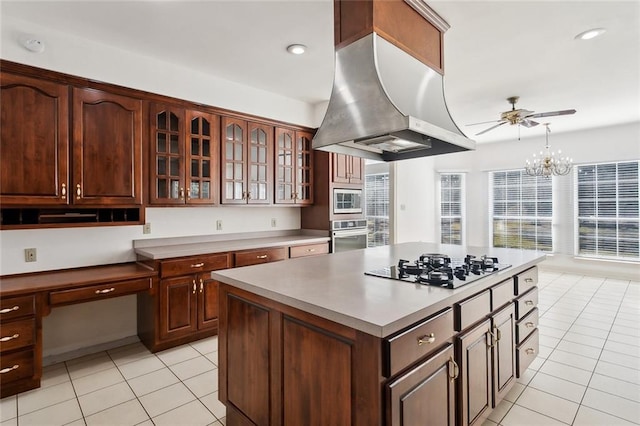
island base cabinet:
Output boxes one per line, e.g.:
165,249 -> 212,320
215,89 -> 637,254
385,344 -> 457,426
218,284 -> 382,426
457,319 -> 492,426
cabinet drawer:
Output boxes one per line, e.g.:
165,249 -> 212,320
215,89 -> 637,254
161,253 -> 231,278
516,308 -> 539,344
515,287 -> 538,320
514,267 -> 538,295
234,247 -> 287,267
455,290 -> 491,331
385,308 -> 454,377
0,318 -> 35,352
491,279 -> 514,311
0,348 -> 34,385
289,243 -> 329,258
0,295 -> 35,321
516,329 -> 539,377
49,277 -> 152,306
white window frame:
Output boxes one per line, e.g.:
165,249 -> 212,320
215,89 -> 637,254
574,160 -> 639,261
490,169 -> 553,252
439,173 -> 465,245
365,172 -> 390,247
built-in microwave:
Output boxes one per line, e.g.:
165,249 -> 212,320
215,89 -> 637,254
333,188 -> 363,214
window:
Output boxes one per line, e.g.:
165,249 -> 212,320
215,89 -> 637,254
576,161 -> 639,260
491,170 -> 552,251
440,173 -> 464,244
365,173 -> 389,247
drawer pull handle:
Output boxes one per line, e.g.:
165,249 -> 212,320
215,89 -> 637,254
95,288 -> 115,294
0,365 -> 19,374
525,321 -> 535,328
488,329 -> 497,347
199,279 -> 204,293
524,278 -> 534,283
256,255 -> 268,259
525,348 -> 535,355
191,263 -> 205,268
0,334 -> 19,342
524,300 -> 534,306
76,184 -> 82,199
193,280 -> 197,294
0,306 -> 19,314
307,248 -> 316,252
61,183 -> 67,198
417,333 -> 436,345
448,357 -> 459,382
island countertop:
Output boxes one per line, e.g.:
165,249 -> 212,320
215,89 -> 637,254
211,242 -> 546,338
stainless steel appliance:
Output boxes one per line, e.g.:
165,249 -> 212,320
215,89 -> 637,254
366,253 -> 511,289
333,188 -> 363,215
331,219 -> 368,252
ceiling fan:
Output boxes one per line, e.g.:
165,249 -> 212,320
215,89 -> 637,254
468,96 -> 576,136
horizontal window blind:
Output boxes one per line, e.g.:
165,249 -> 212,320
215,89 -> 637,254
440,173 -> 463,245
365,173 -> 389,247
576,161 -> 639,260
491,170 -> 553,251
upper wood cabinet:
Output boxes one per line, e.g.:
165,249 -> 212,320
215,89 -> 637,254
221,117 -> 273,204
331,153 -> 364,185
149,104 -> 219,205
0,73 -> 69,206
275,128 -> 313,205
72,87 -> 143,205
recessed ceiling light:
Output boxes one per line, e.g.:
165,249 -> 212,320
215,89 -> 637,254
286,44 -> 306,55
574,28 -> 606,40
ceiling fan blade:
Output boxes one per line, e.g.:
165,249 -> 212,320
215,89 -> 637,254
528,109 -> 576,118
520,119 -> 539,128
466,119 -> 503,126
476,121 -> 507,136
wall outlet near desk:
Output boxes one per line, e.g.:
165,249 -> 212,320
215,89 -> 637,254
143,223 -> 151,234
24,248 -> 37,262
216,220 -> 223,231
271,218 -> 277,228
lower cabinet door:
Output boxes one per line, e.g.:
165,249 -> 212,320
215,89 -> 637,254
491,303 -> 516,406
457,319 -> 492,426
197,274 -> 219,330
386,344 -> 456,426
159,276 -> 198,340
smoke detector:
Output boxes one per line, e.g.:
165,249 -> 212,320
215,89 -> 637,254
19,35 -> 45,53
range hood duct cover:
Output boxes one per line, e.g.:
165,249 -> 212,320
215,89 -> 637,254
312,33 -> 475,162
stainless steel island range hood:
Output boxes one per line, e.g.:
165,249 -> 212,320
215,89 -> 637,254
313,32 -> 475,162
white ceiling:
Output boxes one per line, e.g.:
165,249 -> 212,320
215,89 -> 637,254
3,0 -> 639,143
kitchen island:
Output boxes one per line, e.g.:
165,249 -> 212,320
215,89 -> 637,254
211,242 -> 546,426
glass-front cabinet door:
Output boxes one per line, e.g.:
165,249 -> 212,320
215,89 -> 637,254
295,131 -> 313,205
150,104 -> 184,205
221,117 -> 247,204
187,111 -> 218,204
248,122 -> 273,204
275,127 -> 295,204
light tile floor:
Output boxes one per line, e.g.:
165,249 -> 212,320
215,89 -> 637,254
1,271 -> 638,425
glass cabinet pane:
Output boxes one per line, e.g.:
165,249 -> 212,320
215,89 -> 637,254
190,182 -> 200,198
191,160 -> 199,178
157,157 -> 166,175
202,182 -> 210,199
191,138 -> 200,155
170,158 -> 180,176
170,135 -> 179,154
169,113 -> 178,131
226,163 -> 233,180
202,119 -> 210,136
191,118 -> 199,135
157,134 -> 167,152
157,111 -> 167,130
157,179 -> 167,198
203,140 -> 210,157
202,160 -> 210,178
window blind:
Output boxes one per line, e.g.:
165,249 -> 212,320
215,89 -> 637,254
440,173 -> 464,245
576,161 -> 639,260
491,170 -> 553,251
365,173 -> 390,247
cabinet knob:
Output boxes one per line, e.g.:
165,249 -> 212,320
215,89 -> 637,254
76,184 -> 82,199
61,183 -> 67,199
0,334 -> 19,342
95,288 -> 115,295
417,333 -> 436,346
0,365 -> 19,374
0,306 -> 19,314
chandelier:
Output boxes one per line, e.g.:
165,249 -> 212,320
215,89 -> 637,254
524,124 -> 572,177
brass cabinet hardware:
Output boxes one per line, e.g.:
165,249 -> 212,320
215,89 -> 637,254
246,191 -> 252,200
61,183 -> 67,198
448,357 -> 459,382
199,279 -> 203,293
0,365 -> 19,374
192,280 -> 196,294
525,348 -> 535,355
524,300 -> 534,306
256,254 -> 268,259
76,184 -> 82,199
417,333 -> 436,346
0,306 -> 19,314
180,188 -> 185,200
487,329 -> 497,347
524,278 -> 534,283
525,322 -> 535,328
186,188 -> 191,200
191,263 -> 205,268
495,327 -> 501,341
95,288 -> 115,294
307,248 -> 316,252
0,334 -> 19,342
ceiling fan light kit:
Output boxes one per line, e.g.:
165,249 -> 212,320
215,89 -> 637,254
524,124 -> 573,178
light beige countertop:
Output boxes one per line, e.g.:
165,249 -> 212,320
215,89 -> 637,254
211,242 -> 546,338
133,230 -> 329,260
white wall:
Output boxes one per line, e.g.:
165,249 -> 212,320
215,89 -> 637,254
392,121 -> 640,280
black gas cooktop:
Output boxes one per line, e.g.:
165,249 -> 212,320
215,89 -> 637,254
365,253 -> 511,289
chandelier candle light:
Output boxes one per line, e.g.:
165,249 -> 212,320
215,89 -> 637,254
524,123 -> 573,177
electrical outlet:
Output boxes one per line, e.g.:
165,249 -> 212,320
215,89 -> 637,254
24,248 -> 37,262
143,223 -> 151,234
271,218 -> 277,228
216,220 -> 223,231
